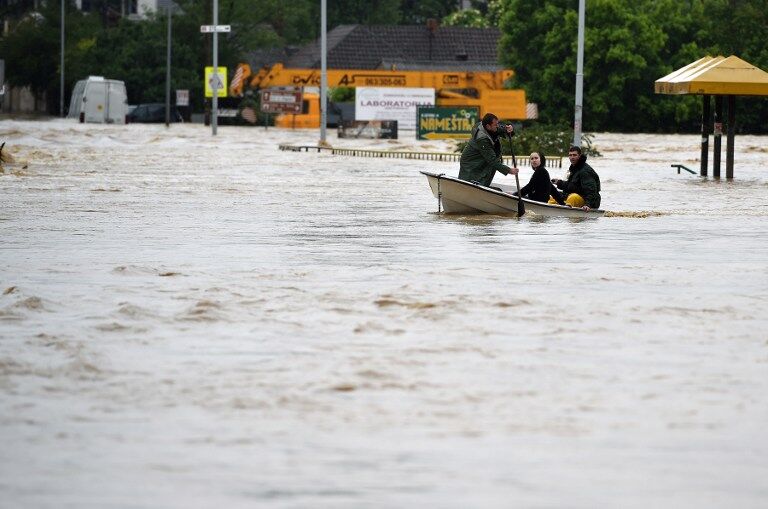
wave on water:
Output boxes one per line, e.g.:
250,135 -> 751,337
117,302 -> 160,320
604,210 -> 668,218
177,299 -> 226,322
111,265 -> 182,276
374,297 -> 439,310
1,287 -> 49,316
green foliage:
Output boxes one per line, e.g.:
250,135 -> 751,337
0,0 -> 320,113
505,123 -> 601,157
498,0 -> 768,133
485,0 -> 505,26
0,1 -> 101,110
455,124 -> 601,158
321,0 -> 401,27
329,87 -> 355,102
442,9 -> 489,28
2,0 -> 766,131
400,0 -> 462,24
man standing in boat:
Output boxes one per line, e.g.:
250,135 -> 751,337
458,113 -> 518,187
550,146 -> 601,210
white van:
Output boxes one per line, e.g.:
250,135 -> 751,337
67,76 -> 128,124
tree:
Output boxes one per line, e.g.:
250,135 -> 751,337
498,0 -> 767,133
400,0 -> 460,25
697,0 -> 768,132
442,8 -> 489,28
0,0 -> 101,112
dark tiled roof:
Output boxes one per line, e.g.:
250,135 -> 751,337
284,25 -> 502,71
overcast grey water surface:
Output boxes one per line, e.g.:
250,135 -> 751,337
1,119 -> 768,508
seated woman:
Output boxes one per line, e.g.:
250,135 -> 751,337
514,152 -> 565,204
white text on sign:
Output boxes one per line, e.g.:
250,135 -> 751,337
200,25 -> 231,33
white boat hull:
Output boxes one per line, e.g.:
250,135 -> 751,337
422,171 -> 604,218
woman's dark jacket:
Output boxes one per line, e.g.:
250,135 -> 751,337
556,155 -> 601,208
519,164 -> 554,203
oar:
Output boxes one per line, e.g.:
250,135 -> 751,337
506,131 -> 525,217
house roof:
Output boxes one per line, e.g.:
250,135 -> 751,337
278,24 -> 503,71
655,55 -> 768,96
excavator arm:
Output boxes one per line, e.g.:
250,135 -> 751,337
227,62 -> 530,121
242,63 -> 514,92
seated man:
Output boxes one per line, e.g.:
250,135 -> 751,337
550,145 -> 601,210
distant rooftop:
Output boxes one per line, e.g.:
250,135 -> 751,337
247,24 -> 504,72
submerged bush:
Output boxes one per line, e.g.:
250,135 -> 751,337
455,123 -> 600,158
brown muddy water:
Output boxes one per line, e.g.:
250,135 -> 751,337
1,119 -> 767,508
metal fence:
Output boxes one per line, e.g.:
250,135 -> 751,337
278,144 -> 563,168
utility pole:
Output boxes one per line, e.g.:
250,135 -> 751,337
60,0 -> 65,117
573,0 -> 585,147
212,0 -> 219,135
165,6 -> 172,127
319,0 -> 327,145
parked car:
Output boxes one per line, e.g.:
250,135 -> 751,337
127,103 -> 183,123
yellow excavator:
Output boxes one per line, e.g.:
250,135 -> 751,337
229,63 -> 530,128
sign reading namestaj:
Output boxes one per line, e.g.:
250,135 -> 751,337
417,106 -> 479,140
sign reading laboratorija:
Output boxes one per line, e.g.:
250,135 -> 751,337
204,67 -> 227,98
417,106 -> 479,140
355,87 -> 434,130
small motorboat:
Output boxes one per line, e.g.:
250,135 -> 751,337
421,171 -> 605,218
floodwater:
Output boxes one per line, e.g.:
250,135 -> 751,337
1,119 -> 767,508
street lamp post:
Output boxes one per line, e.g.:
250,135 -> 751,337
212,0 -> 219,136
573,0 -> 585,147
60,0 -> 65,117
319,0 -> 327,145
165,6 -> 172,127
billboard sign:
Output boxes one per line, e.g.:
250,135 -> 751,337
355,87 -> 435,130
417,106 -> 479,140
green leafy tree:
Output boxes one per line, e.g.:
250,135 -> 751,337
442,8 -> 489,28
0,1 -> 101,112
498,0 -> 767,133
316,0 -> 401,28
400,0 -> 460,24
696,0 -> 768,132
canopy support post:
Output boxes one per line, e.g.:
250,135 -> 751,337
700,95 -> 710,177
713,96 -> 723,178
726,95 -> 735,179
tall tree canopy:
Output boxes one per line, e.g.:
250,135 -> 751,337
1,0 -> 766,131
498,0 -> 767,132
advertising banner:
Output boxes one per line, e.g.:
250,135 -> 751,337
355,87 -> 434,130
417,106 -> 479,140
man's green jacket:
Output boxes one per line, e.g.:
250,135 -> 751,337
557,155 -> 601,208
458,122 -> 513,187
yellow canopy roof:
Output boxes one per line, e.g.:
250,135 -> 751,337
655,55 -> 768,96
